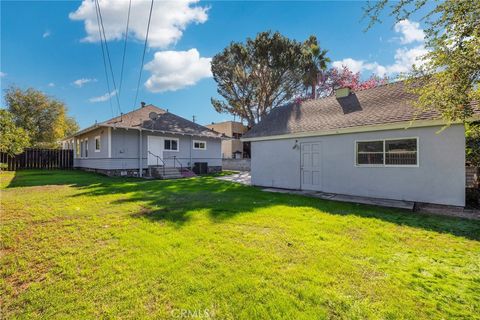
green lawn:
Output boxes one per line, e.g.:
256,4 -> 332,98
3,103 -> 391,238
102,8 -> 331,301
1,170 -> 479,319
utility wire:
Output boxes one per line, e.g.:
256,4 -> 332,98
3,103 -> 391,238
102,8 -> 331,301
94,0 -> 114,118
133,0 -> 154,110
118,0 -> 132,98
95,0 -> 122,115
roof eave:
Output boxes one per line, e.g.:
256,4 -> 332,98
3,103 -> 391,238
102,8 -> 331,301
61,124 -> 106,141
108,124 -> 224,139
241,118 -> 472,142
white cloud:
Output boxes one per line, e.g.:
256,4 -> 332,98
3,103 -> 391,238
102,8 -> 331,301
73,78 -> 98,87
43,30 -> 51,38
144,48 -> 211,93
89,90 -> 116,102
47,82 -> 55,87
0,71 -> 6,78
69,0 -> 208,48
332,58 -> 366,74
394,20 -> 424,44
332,20 -> 427,77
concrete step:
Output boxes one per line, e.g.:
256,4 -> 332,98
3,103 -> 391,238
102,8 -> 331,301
149,166 -> 184,180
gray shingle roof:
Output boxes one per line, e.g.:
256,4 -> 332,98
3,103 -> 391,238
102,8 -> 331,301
101,105 -> 223,138
243,81 -> 478,139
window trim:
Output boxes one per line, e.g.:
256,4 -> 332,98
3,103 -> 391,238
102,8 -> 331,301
163,138 -> 179,152
354,137 -> 419,168
192,140 -> 207,150
94,135 -> 101,152
84,138 -> 88,158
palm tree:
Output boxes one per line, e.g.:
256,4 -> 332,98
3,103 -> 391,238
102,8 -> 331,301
303,36 -> 330,99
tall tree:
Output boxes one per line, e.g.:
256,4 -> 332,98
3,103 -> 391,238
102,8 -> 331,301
211,31 -> 307,127
302,35 -> 330,99
4,86 -> 79,148
0,109 -> 30,156
364,0 -> 480,122
317,65 -> 388,98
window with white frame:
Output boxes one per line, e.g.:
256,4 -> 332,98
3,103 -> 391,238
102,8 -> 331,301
76,140 -> 80,156
164,138 -> 179,151
85,138 -> 88,158
356,138 -> 418,166
95,136 -> 101,152
193,140 -> 206,150
385,139 -> 417,165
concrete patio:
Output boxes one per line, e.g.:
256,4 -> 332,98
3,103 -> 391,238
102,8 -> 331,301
216,172 -> 479,219
216,171 -> 251,185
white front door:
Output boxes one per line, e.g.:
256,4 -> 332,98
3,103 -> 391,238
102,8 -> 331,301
301,142 -> 322,190
147,136 -> 163,166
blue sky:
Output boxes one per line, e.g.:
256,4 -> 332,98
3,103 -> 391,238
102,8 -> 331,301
1,1 -> 427,129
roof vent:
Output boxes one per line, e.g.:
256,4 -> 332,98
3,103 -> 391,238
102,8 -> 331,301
335,87 -> 351,99
141,101 -> 146,108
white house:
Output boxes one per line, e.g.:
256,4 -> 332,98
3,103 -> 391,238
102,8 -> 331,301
242,82 -> 480,207
63,104 -> 223,178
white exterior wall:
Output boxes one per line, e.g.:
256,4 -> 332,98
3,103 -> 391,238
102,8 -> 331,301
251,125 -> 465,206
74,127 -> 222,170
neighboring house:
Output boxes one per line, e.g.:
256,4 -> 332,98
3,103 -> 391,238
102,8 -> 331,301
242,82 -> 480,207
62,104 -> 223,177
206,121 -> 250,158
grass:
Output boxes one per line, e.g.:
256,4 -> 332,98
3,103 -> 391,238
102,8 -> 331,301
1,170 -> 479,319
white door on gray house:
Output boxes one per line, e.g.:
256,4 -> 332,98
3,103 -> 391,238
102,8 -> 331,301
147,136 -> 163,166
301,142 -> 322,190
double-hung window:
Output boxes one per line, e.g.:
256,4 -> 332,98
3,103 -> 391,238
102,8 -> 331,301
193,140 -> 206,150
164,138 -> 179,151
356,138 -> 418,167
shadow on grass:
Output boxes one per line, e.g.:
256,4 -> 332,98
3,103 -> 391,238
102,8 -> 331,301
6,169 -> 141,188
8,170 -> 480,240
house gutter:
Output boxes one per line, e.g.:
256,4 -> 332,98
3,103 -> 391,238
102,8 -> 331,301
241,118 -> 477,142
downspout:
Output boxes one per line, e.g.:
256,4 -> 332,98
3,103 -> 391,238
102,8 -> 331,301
139,129 -> 143,177
189,135 -> 192,169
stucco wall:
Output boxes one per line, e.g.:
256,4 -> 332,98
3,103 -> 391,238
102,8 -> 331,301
74,127 -> 221,169
251,125 -> 466,206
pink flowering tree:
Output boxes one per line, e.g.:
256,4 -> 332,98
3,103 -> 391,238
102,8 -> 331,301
316,65 -> 388,98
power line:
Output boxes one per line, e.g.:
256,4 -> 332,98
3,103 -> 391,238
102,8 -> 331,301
94,0 -> 114,118
95,0 -> 122,115
118,0 -> 132,98
133,0 -> 154,111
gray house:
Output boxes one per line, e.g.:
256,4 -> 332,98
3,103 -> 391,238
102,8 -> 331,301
63,104 -> 223,178
243,82 -> 480,207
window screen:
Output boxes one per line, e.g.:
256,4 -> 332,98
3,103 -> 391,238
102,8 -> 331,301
385,139 -> 417,165
356,141 -> 384,165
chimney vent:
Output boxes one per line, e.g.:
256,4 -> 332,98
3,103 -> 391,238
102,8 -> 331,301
140,101 -> 146,108
335,87 -> 351,99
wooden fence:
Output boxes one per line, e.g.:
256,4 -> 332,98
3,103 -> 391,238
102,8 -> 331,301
0,148 -> 73,171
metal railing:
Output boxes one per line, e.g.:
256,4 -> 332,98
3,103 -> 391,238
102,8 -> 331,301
147,151 -> 166,176
164,156 -> 196,176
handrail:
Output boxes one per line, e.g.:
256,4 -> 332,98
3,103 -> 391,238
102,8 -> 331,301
147,150 -> 166,176
164,156 -> 196,175
172,156 -> 183,171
